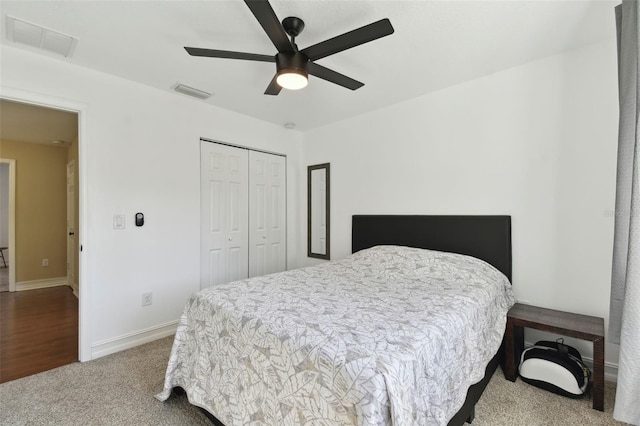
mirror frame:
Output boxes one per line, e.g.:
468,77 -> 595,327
307,163 -> 330,260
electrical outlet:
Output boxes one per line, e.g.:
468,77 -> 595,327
42,259 -> 49,267
141,292 -> 152,307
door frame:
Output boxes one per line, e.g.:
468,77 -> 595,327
0,86 -> 91,362
0,158 -> 16,291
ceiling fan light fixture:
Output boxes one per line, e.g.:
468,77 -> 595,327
275,51 -> 309,90
276,70 -> 308,90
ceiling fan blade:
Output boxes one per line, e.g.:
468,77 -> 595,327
308,62 -> 364,91
264,74 -> 282,95
244,0 -> 293,53
301,18 -> 394,61
185,47 -> 275,62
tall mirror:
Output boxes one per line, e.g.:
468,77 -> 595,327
308,163 -> 330,259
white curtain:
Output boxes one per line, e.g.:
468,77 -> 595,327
609,1 -> 640,424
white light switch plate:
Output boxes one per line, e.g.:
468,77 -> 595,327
113,214 -> 125,229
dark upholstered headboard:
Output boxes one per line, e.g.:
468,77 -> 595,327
352,215 -> 512,282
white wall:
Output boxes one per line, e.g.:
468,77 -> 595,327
302,40 -> 620,368
0,163 -> 8,247
1,46 -> 304,359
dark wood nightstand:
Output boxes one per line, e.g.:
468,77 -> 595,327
503,303 -> 605,411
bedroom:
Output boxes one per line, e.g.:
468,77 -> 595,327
0,0 -> 635,425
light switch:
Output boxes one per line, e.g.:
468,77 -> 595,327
113,214 -> 125,229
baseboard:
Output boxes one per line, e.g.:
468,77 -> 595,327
70,281 -> 79,298
583,357 -> 618,383
524,340 -> 618,383
16,276 -> 68,291
91,320 -> 178,360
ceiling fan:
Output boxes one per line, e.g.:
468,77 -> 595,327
184,0 -> 394,95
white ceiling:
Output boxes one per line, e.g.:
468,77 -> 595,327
0,0 -> 618,131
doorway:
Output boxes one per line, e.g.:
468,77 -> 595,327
0,98 -> 81,380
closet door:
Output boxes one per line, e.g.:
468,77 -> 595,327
249,151 -> 286,277
200,142 -> 249,288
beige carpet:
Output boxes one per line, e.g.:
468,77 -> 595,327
0,336 -> 629,426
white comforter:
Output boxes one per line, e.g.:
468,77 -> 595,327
158,246 -> 516,425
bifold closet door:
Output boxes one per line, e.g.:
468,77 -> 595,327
200,142 -> 249,288
249,151 -> 286,277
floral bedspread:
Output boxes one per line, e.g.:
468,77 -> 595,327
157,246 -> 515,425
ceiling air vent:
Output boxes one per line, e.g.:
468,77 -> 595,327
173,83 -> 212,100
6,15 -> 78,57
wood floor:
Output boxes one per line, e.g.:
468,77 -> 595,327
0,286 -> 78,383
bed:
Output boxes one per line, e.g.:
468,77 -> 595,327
158,215 -> 515,425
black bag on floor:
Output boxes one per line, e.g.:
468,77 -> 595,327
519,339 -> 591,398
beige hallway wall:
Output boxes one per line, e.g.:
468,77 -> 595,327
0,139 -> 68,282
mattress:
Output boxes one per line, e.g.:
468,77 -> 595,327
157,245 -> 516,425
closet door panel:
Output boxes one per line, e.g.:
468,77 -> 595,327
207,249 -> 222,287
201,142 -> 249,288
249,151 -> 286,277
268,160 -> 286,273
